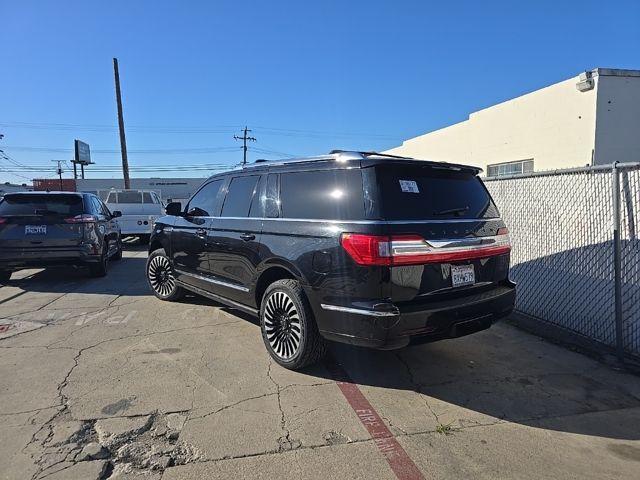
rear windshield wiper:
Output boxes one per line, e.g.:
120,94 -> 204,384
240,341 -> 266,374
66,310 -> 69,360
433,206 -> 469,216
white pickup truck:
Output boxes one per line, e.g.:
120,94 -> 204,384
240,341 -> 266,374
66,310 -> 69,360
103,189 -> 164,244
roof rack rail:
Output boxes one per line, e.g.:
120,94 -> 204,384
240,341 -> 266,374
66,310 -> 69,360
329,150 -> 411,159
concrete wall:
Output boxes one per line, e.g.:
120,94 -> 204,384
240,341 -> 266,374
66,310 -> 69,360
386,70 -> 616,173
390,120 -> 471,164
467,76 -> 598,171
594,73 -> 640,165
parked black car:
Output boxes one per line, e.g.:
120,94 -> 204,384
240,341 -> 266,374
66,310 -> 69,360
0,192 -> 123,281
146,151 -> 516,369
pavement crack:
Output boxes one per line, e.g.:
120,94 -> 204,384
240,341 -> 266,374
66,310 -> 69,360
396,352 -> 441,425
190,392 -> 279,421
381,414 -> 408,435
266,359 -> 300,452
0,405 -> 62,417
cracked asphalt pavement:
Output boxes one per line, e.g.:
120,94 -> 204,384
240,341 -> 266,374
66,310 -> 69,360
1,245 -> 640,479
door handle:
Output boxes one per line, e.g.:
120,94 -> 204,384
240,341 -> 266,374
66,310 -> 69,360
240,233 -> 255,242
196,228 -> 207,238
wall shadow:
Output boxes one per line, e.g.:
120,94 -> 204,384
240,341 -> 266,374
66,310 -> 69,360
308,325 -> 640,441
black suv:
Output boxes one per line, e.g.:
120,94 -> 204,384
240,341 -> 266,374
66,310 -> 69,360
0,192 -> 123,281
146,151 -> 516,369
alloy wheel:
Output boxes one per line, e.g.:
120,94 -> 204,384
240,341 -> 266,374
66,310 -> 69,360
148,255 -> 176,297
264,291 -> 302,359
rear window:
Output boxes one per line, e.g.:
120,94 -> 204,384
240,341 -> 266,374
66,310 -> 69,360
0,194 -> 84,216
280,169 -> 365,220
375,165 -> 499,220
115,191 -> 143,203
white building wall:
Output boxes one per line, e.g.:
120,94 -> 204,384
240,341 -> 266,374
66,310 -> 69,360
386,70 -> 636,173
391,120 -> 471,165
594,73 -> 640,165
466,76 -> 597,171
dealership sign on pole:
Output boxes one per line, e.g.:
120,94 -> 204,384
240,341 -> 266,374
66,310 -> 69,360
74,140 -> 92,165
73,140 -> 93,179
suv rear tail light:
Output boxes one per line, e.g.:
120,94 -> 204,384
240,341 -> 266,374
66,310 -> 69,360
340,232 -> 511,266
64,214 -> 97,224
0,217 -> 7,224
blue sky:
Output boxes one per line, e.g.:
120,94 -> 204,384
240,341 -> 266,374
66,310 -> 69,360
1,0 -> 639,182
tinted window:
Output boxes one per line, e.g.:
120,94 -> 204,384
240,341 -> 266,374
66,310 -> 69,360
279,169 -> 364,220
0,194 -> 84,216
375,165 -> 499,220
249,175 -> 266,218
143,192 -> 153,203
100,201 -> 112,217
117,191 -> 142,203
188,179 -> 224,216
94,197 -> 111,216
106,192 -> 117,203
221,176 -> 259,217
264,174 -> 280,218
91,197 -> 104,215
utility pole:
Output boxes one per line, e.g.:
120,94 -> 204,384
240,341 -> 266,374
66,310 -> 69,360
51,160 -> 64,190
113,58 -> 131,189
234,126 -> 256,166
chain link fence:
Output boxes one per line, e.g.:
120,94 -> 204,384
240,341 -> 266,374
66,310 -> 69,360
485,163 -> 640,360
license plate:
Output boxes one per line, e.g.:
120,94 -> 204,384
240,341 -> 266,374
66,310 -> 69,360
25,225 -> 47,235
451,264 -> 475,287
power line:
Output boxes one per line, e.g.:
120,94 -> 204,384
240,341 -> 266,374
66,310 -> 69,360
0,166 -> 32,181
0,142 -> 34,181
252,146 -> 296,158
0,149 -> 29,168
0,121 -> 403,140
0,121 -> 242,134
234,126 -> 257,166
1,146 -> 241,155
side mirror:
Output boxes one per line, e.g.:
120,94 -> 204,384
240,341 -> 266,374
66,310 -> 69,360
165,202 -> 183,216
186,206 -> 208,217
111,210 -> 122,218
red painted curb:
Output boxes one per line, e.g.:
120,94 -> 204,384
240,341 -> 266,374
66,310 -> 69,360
325,358 -> 426,480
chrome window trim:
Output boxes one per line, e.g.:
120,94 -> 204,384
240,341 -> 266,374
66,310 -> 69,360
174,269 -> 250,292
320,304 -> 399,317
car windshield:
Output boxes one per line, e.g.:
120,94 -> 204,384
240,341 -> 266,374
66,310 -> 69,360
0,194 -> 84,216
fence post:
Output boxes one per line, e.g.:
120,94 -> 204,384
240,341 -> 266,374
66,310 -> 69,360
612,162 -> 624,363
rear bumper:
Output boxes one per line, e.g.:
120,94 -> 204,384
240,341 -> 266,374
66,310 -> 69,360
313,282 -> 516,350
0,246 -> 101,269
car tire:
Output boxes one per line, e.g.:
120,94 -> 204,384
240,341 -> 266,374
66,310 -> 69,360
112,238 -> 123,261
89,242 -> 109,277
146,248 -> 184,301
260,279 -> 327,370
0,270 -> 11,284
